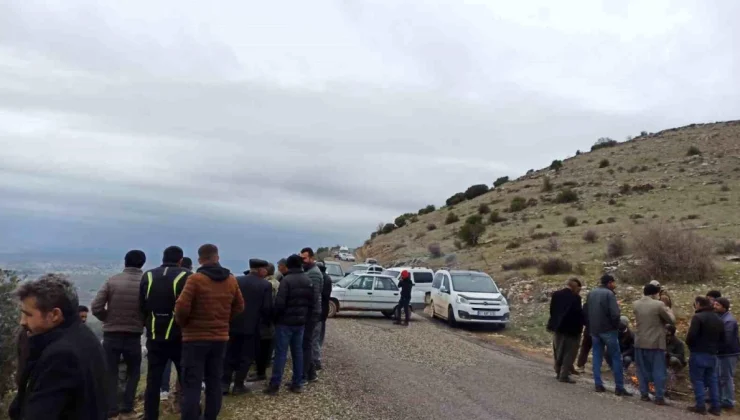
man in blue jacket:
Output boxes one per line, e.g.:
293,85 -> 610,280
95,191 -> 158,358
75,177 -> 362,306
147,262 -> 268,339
715,297 -> 740,410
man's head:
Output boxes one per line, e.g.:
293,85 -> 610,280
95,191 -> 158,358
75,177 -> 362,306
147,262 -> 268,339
695,296 -> 712,311
249,259 -> 269,278
124,250 -> 146,269
401,270 -> 410,280
666,324 -> 677,338
163,246 -> 184,265
567,278 -> 582,295
643,283 -> 661,298
286,254 -> 304,270
600,274 -> 616,291
277,259 -> 288,275
714,297 -> 730,314
181,257 -> 193,271
267,263 -> 276,277
300,247 -> 315,265
198,244 -> 219,266
618,316 -> 629,331
78,305 -> 89,324
15,274 -> 79,336
707,290 -> 722,304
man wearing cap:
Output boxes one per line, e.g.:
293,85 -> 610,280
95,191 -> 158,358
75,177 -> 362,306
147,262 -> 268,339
547,278 -> 584,384
586,274 -> 632,396
714,297 -> 740,409
649,280 -> 672,308
633,283 -> 675,404
394,270 -> 414,326
222,259 -> 273,395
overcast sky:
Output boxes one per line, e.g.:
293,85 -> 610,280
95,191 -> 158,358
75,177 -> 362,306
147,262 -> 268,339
1,0 -> 739,261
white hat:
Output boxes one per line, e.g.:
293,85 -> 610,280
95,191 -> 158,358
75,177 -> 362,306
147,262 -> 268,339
649,280 -> 661,288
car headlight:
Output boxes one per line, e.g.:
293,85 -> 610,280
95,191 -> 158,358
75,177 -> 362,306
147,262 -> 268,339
456,295 -> 468,304
501,297 -> 508,306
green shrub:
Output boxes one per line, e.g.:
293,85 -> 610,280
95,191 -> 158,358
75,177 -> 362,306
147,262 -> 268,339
418,204 -> 436,215
493,176 -> 510,188
583,229 -> 598,243
550,160 -> 563,171
564,216 -> 578,227
591,137 -> 618,151
446,192 -> 466,206
394,215 -> 408,227
509,196 -> 528,212
502,257 -> 539,271
607,236 -> 627,258
539,258 -> 573,275
427,223 -> 437,231
489,211 -> 507,224
465,214 -> 483,225
445,213 -> 460,225
478,203 -> 491,214
381,223 -> 396,234
458,222 -> 486,246
687,146 -> 702,156
542,176 -> 554,192
554,188 -> 579,204
599,159 -> 610,168
464,184 -> 490,200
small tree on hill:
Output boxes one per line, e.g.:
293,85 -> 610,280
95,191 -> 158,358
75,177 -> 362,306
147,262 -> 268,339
554,188 -> 579,203
445,212 -> 460,225
458,220 -> 486,246
0,270 -> 22,402
550,160 -> 563,171
509,196 -> 528,212
394,215 -> 408,227
493,176 -> 510,188
418,205 -> 436,215
591,137 -> 618,151
446,192 -> 466,206
478,203 -> 491,214
541,176 -> 554,192
464,184 -> 490,200
381,223 -> 396,234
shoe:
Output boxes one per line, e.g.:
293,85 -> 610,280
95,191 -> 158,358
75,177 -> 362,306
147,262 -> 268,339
640,395 -> 651,402
308,374 -> 319,383
263,384 -> 279,395
289,384 -> 304,393
595,385 -> 606,393
569,368 -> 581,376
232,385 -> 251,395
246,374 -> 267,382
686,406 -> 707,415
708,408 -> 722,416
315,361 -> 323,371
558,377 -> 577,384
159,391 -> 170,401
654,399 -> 666,406
221,384 -> 230,396
615,389 -> 633,397
721,405 -> 735,411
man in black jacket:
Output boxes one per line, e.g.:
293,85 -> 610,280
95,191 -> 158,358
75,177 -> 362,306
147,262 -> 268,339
547,278 -> 584,383
139,245 -> 190,420
315,262 -> 333,370
222,259 -> 273,395
264,255 -> 314,395
394,270 -> 413,326
9,274 -> 108,420
686,296 -> 725,415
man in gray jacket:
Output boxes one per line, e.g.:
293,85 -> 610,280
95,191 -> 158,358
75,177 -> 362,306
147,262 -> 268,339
92,249 -> 146,419
586,274 -> 632,397
300,247 -> 323,384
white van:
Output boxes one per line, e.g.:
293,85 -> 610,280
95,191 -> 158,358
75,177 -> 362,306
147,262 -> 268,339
381,267 -> 435,305
429,269 -> 510,328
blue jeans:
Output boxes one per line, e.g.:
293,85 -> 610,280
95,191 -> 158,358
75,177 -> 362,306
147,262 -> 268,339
690,353 -> 720,411
718,355 -> 738,408
635,348 -> 667,399
592,331 -> 625,390
270,325 -> 304,387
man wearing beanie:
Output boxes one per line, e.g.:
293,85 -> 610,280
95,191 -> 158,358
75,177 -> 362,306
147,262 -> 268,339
714,297 -> 740,409
222,259 -> 273,395
586,274 -> 632,397
264,254 -> 314,395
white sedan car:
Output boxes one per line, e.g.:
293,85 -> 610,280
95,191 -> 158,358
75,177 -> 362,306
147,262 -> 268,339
328,273 -> 426,319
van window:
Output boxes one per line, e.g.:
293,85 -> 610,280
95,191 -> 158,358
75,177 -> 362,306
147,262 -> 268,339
412,272 -> 433,284
381,270 -> 400,278
442,276 -> 450,291
432,273 -> 443,289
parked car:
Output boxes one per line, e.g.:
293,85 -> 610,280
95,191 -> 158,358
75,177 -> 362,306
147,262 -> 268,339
429,269 -> 510,328
364,258 -> 378,265
324,261 -> 345,283
338,253 -> 356,262
381,267 -> 435,304
346,264 -> 384,275
328,273 -> 426,318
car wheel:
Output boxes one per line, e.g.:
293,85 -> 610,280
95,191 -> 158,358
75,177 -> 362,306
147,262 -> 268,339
328,300 -> 338,318
430,302 -> 436,319
381,310 -> 394,319
447,306 -> 457,327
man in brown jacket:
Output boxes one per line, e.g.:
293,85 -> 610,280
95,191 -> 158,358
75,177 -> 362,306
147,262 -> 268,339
175,244 -> 244,420
91,249 -> 146,419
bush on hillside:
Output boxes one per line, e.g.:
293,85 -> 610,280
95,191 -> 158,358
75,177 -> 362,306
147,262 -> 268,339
583,229 -> 598,243
418,204 -> 436,215
489,211 -> 507,224
716,239 -> 740,255
509,196 -> 528,212
478,203 -> 491,214
465,214 -> 483,225
409,215 -> 419,223
502,257 -> 539,271
527,198 -> 538,207
370,232 -> 378,239
550,160 -> 563,171
381,223 -> 396,234
541,176 -> 554,192
547,237 -> 561,252
453,240 -> 463,250
394,215 -> 408,227
428,243 -> 443,258
445,213 -> 460,225
427,223 -> 437,231
607,236 -> 627,258
591,137 -> 618,151
721,184 -> 731,192
458,221 -> 486,247
629,224 -> 716,283
563,216 -> 578,227
464,184 -> 490,200
687,146 -> 702,156
493,176 -> 510,188
539,258 -> 573,275
446,192 -> 466,206
0,270 -> 22,402
599,159 -> 610,168
554,188 -> 579,204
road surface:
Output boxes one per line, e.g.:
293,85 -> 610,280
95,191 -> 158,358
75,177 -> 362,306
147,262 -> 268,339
217,310 -> 709,420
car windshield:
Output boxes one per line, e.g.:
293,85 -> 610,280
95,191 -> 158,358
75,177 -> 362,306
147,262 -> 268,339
451,274 -> 499,293
325,264 -> 343,276
381,270 -> 400,278
336,274 -> 359,288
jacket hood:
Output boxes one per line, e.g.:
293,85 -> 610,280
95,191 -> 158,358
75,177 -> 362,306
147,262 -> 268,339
197,263 -> 231,282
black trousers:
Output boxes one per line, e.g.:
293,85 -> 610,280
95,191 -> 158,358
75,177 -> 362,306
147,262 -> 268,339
302,320 -> 316,379
222,334 -> 256,386
396,296 -> 411,322
181,341 -> 227,420
103,332 -> 142,417
144,340 -> 181,420
256,338 -> 273,376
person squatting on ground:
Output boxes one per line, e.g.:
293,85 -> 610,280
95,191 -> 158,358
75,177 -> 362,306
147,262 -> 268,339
665,325 -> 686,371
175,244 -> 244,420
92,249 -> 147,419
394,270 -> 413,326
547,278 -> 584,384
300,247 -> 323,384
264,254 -> 315,395
9,274 -> 108,420
632,282 -> 675,405
139,246 -> 191,420
316,261 -> 333,370
686,296 -> 725,415
714,297 -> 740,410
222,259 -> 273,395
586,274 -> 632,396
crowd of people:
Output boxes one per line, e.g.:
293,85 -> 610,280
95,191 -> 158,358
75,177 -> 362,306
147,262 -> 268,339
548,274 -> 740,415
9,244 -> 334,420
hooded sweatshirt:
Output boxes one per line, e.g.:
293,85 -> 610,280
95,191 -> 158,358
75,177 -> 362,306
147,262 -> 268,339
175,263 -> 245,342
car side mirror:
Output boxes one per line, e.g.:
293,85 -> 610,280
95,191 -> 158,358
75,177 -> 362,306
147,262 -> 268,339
440,287 -> 449,294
